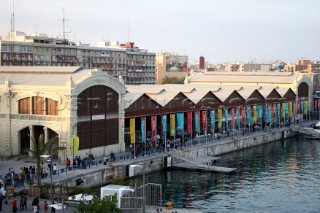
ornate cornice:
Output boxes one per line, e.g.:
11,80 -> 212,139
10,114 -> 69,122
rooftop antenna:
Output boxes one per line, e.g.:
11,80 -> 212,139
127,20 -> 130,42
10,0 -> 15,65
61,7 -> 71,40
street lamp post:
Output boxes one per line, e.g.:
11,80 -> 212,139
40,154 -> 53,202
131,162 -> 145,213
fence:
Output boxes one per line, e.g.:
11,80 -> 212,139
120,183 -> 162,213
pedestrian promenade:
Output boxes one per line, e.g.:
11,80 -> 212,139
0,120 -> 316,212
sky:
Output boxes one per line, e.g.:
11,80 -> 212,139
0,0 -> 319,64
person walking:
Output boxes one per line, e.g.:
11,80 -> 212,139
44,201 -> 49,213
51,201 -> 56,213
19,195 -> 24,211
11,196 -> 17,213
23,194 -> 28,210
0,193 -> 3,211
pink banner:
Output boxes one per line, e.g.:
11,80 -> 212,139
187,112 -> 192,134
151,116 -> 157,139
241,107 -> 246,124
202,111 -> 207,130
272,104 -> 276,118
318,99 -> 320,112
311,99 -> 314,112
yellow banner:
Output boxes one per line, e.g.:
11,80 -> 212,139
304,100 -> 307,115
170,114 -> 175,136
252,105 -> 257,123
68,136 -> 80,155
130,118 -> 135,144
281,103 -> 285,119
288,102 -> 292,117
218,109 -> 222,129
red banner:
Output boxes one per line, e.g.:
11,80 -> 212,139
151,116 -> 157,139
311,99 -> 314,112
187,112 -> 192,134
318,99 -> 320,112
231,108 -> 235,127
201,111 -> 207,130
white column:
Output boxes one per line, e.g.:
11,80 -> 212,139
29,125 -> 34,155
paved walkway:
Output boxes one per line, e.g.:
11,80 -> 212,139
0,197 -> 75,213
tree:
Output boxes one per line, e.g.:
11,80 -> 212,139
75,195 -> 121,213
162,76 -> 185,84
14,134 -> 63,187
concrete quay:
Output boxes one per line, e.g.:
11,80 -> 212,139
0,121 -> 315,212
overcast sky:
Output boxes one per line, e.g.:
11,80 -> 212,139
1,0 -> 319,64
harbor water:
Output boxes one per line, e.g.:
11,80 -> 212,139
129,135 -> 320,212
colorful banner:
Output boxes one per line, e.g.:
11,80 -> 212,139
69,136 -> 80,155
285,102 -> 289,120
277,103 -> 281,121
297,100 -> 300,114
281,103 -> 285,119
187,112 -> 192,134
231,108 -> 235,127
176,113 -> 184,136
151,116 -> 157,139
201,111 -> 207,131
257,105 -> 263,119
224,108 -> 228,130
162,115 -> 167,137
241,107 -> 246,125
195,111 -> 200,133
141,117 -> 146,143
272,104 -> 276,119
130,118 -> 135,144
235,108 -> 239,127
266,105 -> 272,123
210,110 -> 215,131
170,114 -> 175,137
288,102 -> 293,117
246,106 -> 251,125
304,100 -> 307,115
252,105 -> 257,123
218,109 -> 222,129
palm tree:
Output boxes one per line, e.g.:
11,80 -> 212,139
16,134 -> 64,187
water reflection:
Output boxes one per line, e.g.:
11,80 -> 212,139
128,135 -> 320,212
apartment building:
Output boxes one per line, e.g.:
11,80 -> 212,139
0,31 -> 156,84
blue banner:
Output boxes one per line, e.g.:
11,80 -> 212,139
257,105 -> 263,119
267,105 -> 272,123
141,118 -> 146,143
195,112 -> 200,133
300,101 -> 304,114
176,113 -> 184,136
246,106 -> 252,125
162,115 -> 167,137
235,108 -> 239,127
308,100 -> 311,112
224,108 -> 229,130
210,110 -> 215,130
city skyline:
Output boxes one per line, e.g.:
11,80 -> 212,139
0,0 -> 319,64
